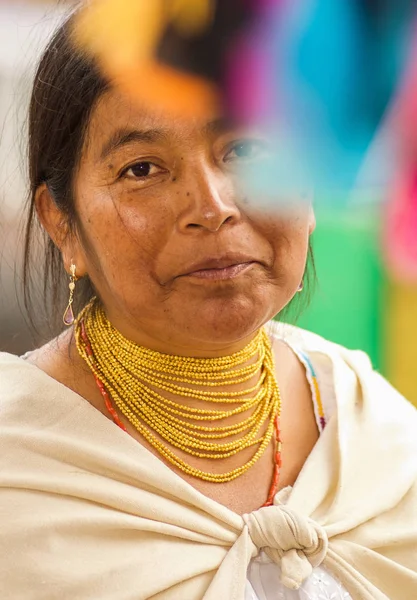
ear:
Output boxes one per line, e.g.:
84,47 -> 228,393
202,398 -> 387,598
35,183 -> 87,276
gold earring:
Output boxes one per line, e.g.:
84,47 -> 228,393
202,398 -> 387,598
63,263 -> 77,326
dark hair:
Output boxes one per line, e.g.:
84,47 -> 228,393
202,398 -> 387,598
280,242 -> 316,324
23,10 -> 108,337
23,10 -> 315,339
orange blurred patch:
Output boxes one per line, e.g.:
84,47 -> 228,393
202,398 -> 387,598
170,0 -> 215,36
73,0 -> 218,117
113,61 -> 218,118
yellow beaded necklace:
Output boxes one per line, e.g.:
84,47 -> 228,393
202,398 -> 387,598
75,298 -> 282,483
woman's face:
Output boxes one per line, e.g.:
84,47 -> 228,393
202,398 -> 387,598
70,90 -> 315,354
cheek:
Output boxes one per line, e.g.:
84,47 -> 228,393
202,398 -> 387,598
77,190 -> 170,284
257,209 -> 310,251
256,211 -> 310,278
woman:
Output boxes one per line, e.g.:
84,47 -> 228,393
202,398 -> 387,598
0,12 -> 416,600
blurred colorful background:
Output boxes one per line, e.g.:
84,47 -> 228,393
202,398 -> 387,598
1,0 -> 417,406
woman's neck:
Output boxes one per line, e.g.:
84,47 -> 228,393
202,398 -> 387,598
103,304 -> 262,359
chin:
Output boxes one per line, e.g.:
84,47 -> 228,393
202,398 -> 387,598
178,293 -> 279,345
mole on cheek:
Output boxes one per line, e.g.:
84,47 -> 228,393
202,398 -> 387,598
186,192 -> 190,197
172,176 -> 177,182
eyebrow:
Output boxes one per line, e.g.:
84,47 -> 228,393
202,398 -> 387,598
100,128 -> 168,161
99,118 -> 237,162
203,117 -> 236,136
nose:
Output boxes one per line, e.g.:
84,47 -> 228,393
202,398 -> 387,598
177,166 -> 241,233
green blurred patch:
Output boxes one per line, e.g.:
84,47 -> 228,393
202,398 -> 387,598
282,205 -> 385,372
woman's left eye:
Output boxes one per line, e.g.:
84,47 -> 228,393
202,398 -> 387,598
225,140 -> 269,162
120,161 -> 163,180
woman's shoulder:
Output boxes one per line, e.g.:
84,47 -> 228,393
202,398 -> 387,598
268,320 -> 394,397
0,339 -> 87,432
0,352 -> 54,441
269,320 -> 373,368
0,351 -> 48,397
270,321 -> 417,427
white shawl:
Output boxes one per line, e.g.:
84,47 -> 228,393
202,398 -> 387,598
0,326 -> 416,599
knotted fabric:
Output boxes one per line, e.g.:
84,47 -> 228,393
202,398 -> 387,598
243,503 -> 328,589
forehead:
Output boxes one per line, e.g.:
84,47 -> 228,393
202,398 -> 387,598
84,88 -> 229,156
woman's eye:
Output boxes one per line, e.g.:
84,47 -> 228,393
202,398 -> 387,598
121,161 -> 162,180
225,140 -> 269,162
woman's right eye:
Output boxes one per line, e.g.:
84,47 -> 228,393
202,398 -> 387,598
120,161 -> 164,180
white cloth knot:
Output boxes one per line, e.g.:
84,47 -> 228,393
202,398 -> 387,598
243,504 -> 328,590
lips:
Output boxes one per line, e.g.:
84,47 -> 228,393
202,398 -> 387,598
186,262 -> 256,280
178,254 -> 260,281
179,254 -> 259,277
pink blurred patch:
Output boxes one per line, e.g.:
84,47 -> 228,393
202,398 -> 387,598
393,23 -> 417,162
225,0 -> 285,123
385,168 -> 417,282
226,37 -> 273,122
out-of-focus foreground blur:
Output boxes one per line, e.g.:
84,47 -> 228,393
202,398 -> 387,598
1,0 -> 417,406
